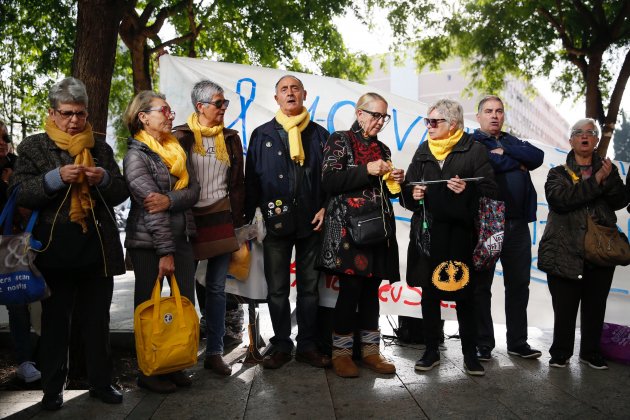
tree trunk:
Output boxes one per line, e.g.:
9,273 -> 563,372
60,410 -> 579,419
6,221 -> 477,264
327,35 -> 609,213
119,21 -> 153,93
72,0 -> 124,137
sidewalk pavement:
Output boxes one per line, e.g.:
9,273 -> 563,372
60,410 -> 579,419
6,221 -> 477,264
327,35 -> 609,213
1,273 -> 630,419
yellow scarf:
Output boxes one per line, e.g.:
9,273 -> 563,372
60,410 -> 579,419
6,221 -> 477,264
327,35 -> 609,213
186,113 -> 230,166
135,130 -> 189,190
275,107 -> 310,166
428,129 -> 464,161
44,116 -> 95,233
382,161 -> 401,194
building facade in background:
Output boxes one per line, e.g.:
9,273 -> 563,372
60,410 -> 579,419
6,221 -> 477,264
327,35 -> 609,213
367,56 -> 570,149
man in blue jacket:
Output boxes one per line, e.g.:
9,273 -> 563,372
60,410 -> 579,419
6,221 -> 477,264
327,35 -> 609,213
473,95 -> 544,361
245,75 -> 330,369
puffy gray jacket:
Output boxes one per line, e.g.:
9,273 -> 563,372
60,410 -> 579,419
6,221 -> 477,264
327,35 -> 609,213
537,151 -> 628,279
123,138 -> 200,256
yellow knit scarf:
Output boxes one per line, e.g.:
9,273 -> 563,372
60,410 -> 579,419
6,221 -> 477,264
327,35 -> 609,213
186,113 -> 230,166
428,129 -> 464,161
275,107 -> 310,166
382,161 -> 401,194
135,130 -> 189,190
44,116 -> 95,233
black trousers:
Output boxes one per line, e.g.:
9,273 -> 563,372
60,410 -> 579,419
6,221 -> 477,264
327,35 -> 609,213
39,267 -> 113,395
422,286 -> 477,355
475,219 -> 532,350
547,265 -> 614,360
333,275 -> 381,335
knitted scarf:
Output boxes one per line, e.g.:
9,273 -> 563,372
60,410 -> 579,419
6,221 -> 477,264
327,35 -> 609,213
135,130 -> 189,190
382,162 -> 401,194
44,116 -> 95,233
428,129 -> 464,161
186,113 -> 230,166
275,107 -> 310,166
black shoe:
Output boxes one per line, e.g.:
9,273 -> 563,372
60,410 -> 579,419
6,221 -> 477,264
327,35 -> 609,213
464,354 -> 486,376
579,354 -> 608,370
262,351 -> 292,369
41,393 -> 63,411
477,346 -> 492,362
549,357 -> 568,368
507,344 -> 542,359
165,370 -> 193,387
89,385 -> 123,404
414,349 -> 440,372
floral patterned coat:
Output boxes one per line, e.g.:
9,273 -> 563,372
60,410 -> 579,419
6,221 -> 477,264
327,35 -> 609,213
316,127 -> 400,282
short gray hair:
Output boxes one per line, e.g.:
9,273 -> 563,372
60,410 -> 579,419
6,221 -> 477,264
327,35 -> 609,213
427,99 -> 464,130
191,80 -> 224,111
49,77 -> 89,109
274,75 -> 304,93
570,118 -> 600,138
477,95 -> 504,113
123,90 -> 166,135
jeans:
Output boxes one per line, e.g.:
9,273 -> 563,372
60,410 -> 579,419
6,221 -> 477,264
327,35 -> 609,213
205,252 -> 231,355
263,232 -> 321,353
7,304 -> 33,364
475,219 -> 532,350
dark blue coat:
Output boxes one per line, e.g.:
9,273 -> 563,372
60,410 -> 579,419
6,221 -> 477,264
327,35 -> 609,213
472,129 -> 544,222
244,118 -> 329,226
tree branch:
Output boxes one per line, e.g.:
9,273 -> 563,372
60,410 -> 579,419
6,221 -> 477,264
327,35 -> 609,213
606,49 -> 630,127
536,7 -> 587,56
572,0 -> 600,30
143,0 -> 189,38
148,31 -> 201,54
610,0 -> 630,40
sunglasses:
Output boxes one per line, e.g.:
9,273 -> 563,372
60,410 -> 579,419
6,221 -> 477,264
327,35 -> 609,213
571,129 -> 598,137
201,99 -> 230,109
360,109 -> 391,123
55,109 -> 88,120
142,106 -> 176,119
424,118 -> 447,128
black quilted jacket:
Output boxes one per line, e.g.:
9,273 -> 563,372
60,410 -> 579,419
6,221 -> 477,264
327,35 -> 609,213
537,151 -> 628,279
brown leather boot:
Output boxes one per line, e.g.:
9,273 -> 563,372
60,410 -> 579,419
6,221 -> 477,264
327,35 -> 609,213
332,332 -> 359,378
361,330 -> 396,374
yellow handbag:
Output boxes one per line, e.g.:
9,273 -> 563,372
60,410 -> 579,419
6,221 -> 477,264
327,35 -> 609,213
228,241 -> 251,282
134,274 -> 199,376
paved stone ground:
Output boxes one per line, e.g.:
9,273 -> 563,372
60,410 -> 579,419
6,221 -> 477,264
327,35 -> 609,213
1,272 -> 629,419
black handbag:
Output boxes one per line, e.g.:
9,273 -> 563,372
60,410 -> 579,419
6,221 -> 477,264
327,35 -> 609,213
347,208 -> 392,245
262,197 -> 297,237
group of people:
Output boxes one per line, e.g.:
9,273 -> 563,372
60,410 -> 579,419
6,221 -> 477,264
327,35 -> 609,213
1,73 -> 627,411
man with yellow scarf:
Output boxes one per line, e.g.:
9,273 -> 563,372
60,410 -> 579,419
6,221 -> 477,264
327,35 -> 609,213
245,75 -> 330,369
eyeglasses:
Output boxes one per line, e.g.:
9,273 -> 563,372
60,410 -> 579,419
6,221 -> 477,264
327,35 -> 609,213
571,129 -> 598,137
360,109 -> 391,123
201,99 -> 230,109
55,109 -> 88,120
424,118 -> 447,128
142,106 -> 176,119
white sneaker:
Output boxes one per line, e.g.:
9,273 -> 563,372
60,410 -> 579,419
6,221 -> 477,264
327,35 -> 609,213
16,361 -> 41,383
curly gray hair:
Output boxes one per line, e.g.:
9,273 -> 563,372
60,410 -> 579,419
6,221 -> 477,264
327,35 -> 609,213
49,77 -> 89,109
427,99 -> 464,130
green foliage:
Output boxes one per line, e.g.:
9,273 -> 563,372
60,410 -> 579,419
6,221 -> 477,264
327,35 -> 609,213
614,110 -> 630,162
0,0 -> 75,141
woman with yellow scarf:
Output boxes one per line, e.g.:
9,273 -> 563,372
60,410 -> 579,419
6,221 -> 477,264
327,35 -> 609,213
401,99 -> 497,377
10,77 -> 129,410
172,80 -> 245,376
123,91 -> 200,393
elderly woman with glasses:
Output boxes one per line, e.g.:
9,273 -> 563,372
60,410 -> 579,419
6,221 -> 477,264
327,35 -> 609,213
317,92 -> 404,378
401,98 -> 497,377
10,77 -> 128,410
172,80 -> 245,376
538,118 -> 627,370
123,91 -> 200,393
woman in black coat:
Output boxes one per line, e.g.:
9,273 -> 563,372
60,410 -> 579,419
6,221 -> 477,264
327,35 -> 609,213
402,99 -> 497,376
538,118 -> 627,370
318,92 -> 404,378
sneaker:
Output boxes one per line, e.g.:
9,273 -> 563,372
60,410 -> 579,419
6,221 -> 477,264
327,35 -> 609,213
549,357 -> 567,368
477,346 -> 492,362
16,361 -> 41,383
464,354 -> 486,376
507,344 -> 542,359
579,355 -> 608,370
414,349 -> 440,372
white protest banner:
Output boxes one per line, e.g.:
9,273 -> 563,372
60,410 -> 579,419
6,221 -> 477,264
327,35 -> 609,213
160,55 -> 630,327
